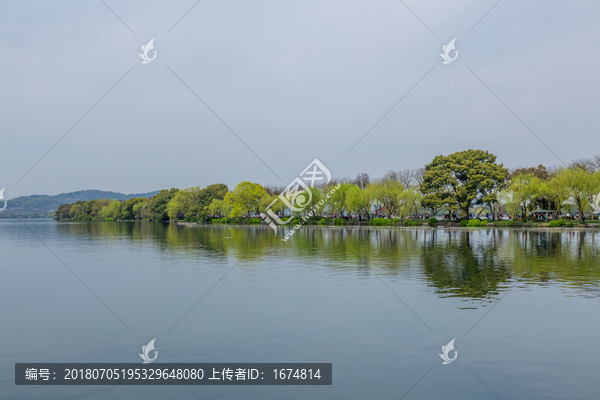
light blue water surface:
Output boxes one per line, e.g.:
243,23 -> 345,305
1,220 -> 599,399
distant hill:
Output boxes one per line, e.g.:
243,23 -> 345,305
2,190 -> 160,217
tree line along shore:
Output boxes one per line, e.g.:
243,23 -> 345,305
55,150 -> 600,226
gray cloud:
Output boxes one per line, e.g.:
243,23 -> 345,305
1,0 -> 598,198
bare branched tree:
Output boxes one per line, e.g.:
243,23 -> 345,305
353,173 -> 370,189
569,154 -> 600,172
326,177 -> 352,188
264,185 -> 284,196
509,164 -> 551,180
411,168 -> 425,188
382,170 -> 399,182
397,169 -> 413,188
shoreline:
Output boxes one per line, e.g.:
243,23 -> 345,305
176,221 -> 600,231
9,218 -> 596,231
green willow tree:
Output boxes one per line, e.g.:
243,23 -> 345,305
99,200 -> 123,219
166,187 -> 204,220
345,185 -> 372,218
208,198 -> 231,218
400,188 -> 422,218
367,180 -> 404,217
305,186 -> 323,216
505,173 -> 544,220
225,181 -> 267,218
328,183 -> 353,216
555,168 -> 600,221
547,172 -> 570,219
133,199 -> 150,219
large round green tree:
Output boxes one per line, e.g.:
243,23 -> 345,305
420,149 -> 508,219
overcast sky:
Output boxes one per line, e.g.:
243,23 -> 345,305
1,0 -> 599,198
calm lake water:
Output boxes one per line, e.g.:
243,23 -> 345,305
2,219 -> 600,399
